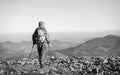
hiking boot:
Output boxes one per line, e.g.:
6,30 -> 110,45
39,65 -> 43,69
38,62 -> 43,69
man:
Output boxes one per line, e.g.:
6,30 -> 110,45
32,21 -> 50,68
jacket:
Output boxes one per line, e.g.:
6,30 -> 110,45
32,27 -> 49,44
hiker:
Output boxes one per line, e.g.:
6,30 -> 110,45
32,21 -> 50,68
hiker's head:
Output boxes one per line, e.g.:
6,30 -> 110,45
38,21 -> 44,28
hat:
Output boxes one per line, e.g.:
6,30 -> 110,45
39,21 -> 44,27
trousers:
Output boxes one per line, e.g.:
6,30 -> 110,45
37,42 -> 46,66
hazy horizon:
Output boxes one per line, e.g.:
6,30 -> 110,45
0,31 -> 120,43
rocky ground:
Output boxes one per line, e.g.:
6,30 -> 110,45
0,56 -> 120,75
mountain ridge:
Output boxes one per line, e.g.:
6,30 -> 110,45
56,35 -> 120,57
0,40 -> 75,59
1,35 -> 120,59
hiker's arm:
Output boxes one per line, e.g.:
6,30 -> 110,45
32,28 -> 38,45
44,28 -> 50,44
46,33 -> 50,44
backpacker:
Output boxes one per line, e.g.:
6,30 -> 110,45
36,28 -> 46,43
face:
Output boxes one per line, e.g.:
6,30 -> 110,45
39,22 -> 44,28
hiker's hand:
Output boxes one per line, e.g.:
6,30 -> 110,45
33,41 -> 36,45
47,41 -> 50,44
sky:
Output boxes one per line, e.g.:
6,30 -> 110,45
0,0 -> 120,34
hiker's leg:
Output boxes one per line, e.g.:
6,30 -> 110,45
37,44 -> 43,66
41,43 -> 47,62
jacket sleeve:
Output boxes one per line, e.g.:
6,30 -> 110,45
32,28 -> 38,44
44,28 -> 50,43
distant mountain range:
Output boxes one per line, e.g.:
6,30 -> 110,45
0,35 -> 120,60
55,35 -> 120,57
0,40 -> 75,59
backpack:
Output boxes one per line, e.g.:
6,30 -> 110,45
37,28 -> 46,43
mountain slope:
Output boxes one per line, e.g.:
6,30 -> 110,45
0,40 -> 74,59
56,35 -> 120,56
